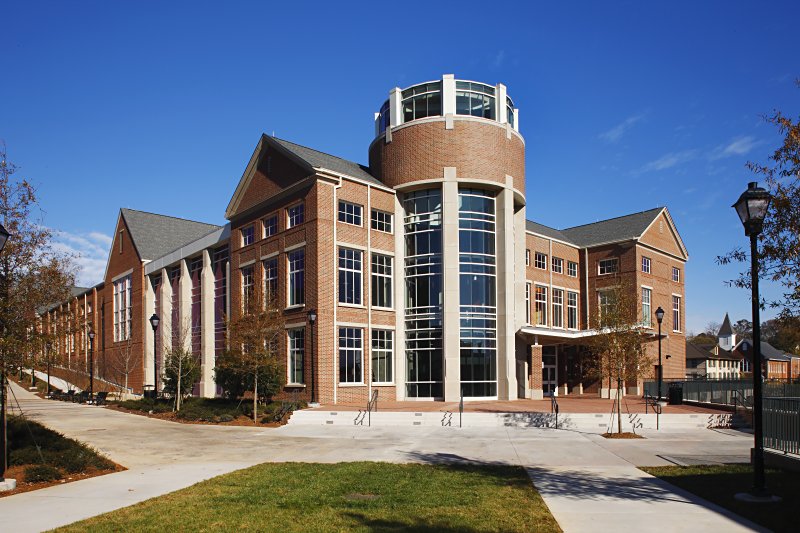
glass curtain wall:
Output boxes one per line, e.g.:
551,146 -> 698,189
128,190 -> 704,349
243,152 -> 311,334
458,188 -> 497,397
404,189 -> 444,398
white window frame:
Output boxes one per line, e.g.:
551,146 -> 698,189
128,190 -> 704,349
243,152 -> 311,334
552,257 -> 563,274
534,252 -> 547,270
534,284 -> 548,326
567,291 -> 579,330
525,282 -> 532,325
672,294 -> 682,332
263,215 -> 278,238
641,286 -> 652,327
525,249 -> 530,266
567,260 -> 578,277
241,265 -> 254,310
241,225 -> 255,247
288,328 -> 305,385
287,203 -> 304,228
113,275 -> 132,342
551,287 -> 564,329
287,249 -> 305,306
338,201 -> 363,226
338,247 -> 363,306
642,256 -> 651,274
371,329 -> 393,384
598,258 -> 618,275
371,253 -> 393,309
263,258 -> 278,303
339,327 -> 363,384
370,209 -> 393,233
672,266 -> 680,282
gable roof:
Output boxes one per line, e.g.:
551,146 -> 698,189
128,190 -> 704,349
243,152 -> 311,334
120,209 -> 221,261
559,207 -> 663,247
525,221 -> 573,244
686,341 -> 713,360
718,313 -> 733,337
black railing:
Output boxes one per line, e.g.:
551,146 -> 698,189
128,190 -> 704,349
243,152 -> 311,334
355,389 -> 379,426
550,395 -> 559,429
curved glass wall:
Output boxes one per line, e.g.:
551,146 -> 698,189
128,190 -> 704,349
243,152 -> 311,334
401,82 -> 442,123
455,81 -> 496,120
404,189 -> 444,398
458,188 -> 497,397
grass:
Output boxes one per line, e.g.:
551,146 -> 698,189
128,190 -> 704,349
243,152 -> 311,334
54,462 -> 561,533
642,464 -> 798,532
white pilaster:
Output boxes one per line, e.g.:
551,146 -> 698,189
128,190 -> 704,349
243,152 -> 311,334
389,87 -> 402,127
200,249 -> 216,397
442,74 -> 456,116
442,168 -> 461,401
496,178 -> 519,400
159,268 -> 172,381
394,194 -> 406,401
143,275 -> 155,389
497,83 -> 507,124
179,259 -> 192,352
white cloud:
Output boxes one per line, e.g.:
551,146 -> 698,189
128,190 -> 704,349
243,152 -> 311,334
709,136 -> 759,160
598,114 -> 644,143
638,149 -> 698,173
493,50 -> 506,68
51,229 -> 111,287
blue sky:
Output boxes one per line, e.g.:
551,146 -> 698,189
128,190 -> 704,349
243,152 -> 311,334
2,1 -> 798,334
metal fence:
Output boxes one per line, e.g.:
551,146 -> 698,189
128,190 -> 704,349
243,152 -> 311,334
764,397 -> 800,455
643,380 -> 800,405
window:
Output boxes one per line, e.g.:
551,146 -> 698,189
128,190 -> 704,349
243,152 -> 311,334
338,248 -> 363,305
672,295 -> 681,332
263,215 -> 277,238
401,82 -> 442,122
241,225 -> 255,246
535,286 -> 548,326
287,204 -> 304,228
598,291 -> 613,323
113,275 -> 131,342
552,257 -> 563,274
241,265 -> 254,310
506,96 -> 515,128
455,81 -> 496,120
534,252 -> 547,270
118,230 -> 124,253
672,267 -> 680,282
567,261 -> 578,277
525,282 -> 531,324
338,201 -> 363,226
371,253 -> 392,308
552,288 -> 564,328
642,287 -> 652,327
642,256 -> 651,274
371,209 -> 393,233
263,258 -> 277,303
288,249 -> 305,306
525,249 -> 530,266
288,328 -> 305,384
371,329 -> 393,383
339,327 -> 363,383
599,258 -> 618,275
567,291 -> 578,329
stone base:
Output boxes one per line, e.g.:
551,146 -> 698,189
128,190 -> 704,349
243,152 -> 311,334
308,402 -> 321,408
626,386 -> 641,396
530,389 -> 544,400
0,478 -> 16,492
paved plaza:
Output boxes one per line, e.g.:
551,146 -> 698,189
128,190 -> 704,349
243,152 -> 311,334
1,382 -> 764,532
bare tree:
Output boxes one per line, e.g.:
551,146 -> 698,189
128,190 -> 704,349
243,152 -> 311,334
163,321 -> 200,411
109,335 -> 136,395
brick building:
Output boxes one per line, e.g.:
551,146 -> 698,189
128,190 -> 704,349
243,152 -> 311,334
41,74 -> 688,403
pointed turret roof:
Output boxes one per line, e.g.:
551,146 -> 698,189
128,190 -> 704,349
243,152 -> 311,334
718,313 -> 733,337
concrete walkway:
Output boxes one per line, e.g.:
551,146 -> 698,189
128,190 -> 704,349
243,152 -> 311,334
1,382 -> 764,533
20,369 -> 78,393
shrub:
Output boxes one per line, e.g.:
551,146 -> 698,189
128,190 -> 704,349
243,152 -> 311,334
176,398 -> 242,421
24,464 -> 62,483
116,398 -> 173,414
10,446 -> 44,466
218,414 -> 234,423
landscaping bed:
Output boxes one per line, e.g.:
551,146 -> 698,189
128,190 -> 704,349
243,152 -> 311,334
109,397 -> 303,427
55,462 -> 561,532
2,415 -> 123,497
642,464 -> 797,532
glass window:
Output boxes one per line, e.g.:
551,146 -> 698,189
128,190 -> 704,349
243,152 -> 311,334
241,225 -> 255,246
506,96 -> 515,128
288,328 -> 305,384
338,248 -> 362,305
455,81 -> 496,120
525,249 -> 530,266
567,261 -> 578,277
525,282 -> 531,325
598,258 -> 618,275
371,209 -> 393,233
598,290 -> 613,324
113,275 -> 132,342
378,99 -> 390,134
534,252 -> 547,270
642,287 -> 652,327
401,82 -> 442,122
371,253 -> 392,308
552,257 -> 563,274
287,204 -> 304,228
288,249 -> 305,306
371,329 -> 393,383
672,267 -> 680,282
263,258 -> 277,303
552,288 -> 564,328
338,201 -> 362,226
263,215 -> 277,238
642,256 -> 651,274
672,295 -> 681,332
339,327 -> 363,383
241,265 -> 254,310
535,286 -> 548,326
567,291 -> 578,329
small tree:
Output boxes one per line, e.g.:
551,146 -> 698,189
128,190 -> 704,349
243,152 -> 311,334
109,334 -> 137,395
215,292 -> 284,422
586,279 -> 652,433
163,323 -> 200,411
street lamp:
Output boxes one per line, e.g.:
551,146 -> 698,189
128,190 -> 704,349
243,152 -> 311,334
149,313 -> 160,398
0,222 -> 11,487
307,309 -> 317,405
655,306 -> 665,403
88,329 -> 95,404
732,181 -> 779,503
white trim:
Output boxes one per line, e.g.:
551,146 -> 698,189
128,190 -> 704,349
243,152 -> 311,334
337,199 -> 365,227
260,251 -> 279,260
284,241 -> 306,253
525,230 -> 579,249
641,284 -> 654,290
338,382 -> 367,387
339,302 -> 366,310
372,306 -> 395,312
335,241 -> 367,251
635,242 -> 688,263
239,259 -> 255,268
336,321 -> 369,328
315,168 -> 396,195
285,321 -> 306,329
111,268 -> 134,283
284,304 -> 306,311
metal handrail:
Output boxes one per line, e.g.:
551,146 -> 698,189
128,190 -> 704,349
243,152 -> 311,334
550,395 -> 559,429
459,394 -> 464,428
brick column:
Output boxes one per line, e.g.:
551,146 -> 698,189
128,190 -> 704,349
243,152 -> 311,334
530,344 -> 543,400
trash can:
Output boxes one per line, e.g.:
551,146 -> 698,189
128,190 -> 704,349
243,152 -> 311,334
668,383 -> 683,405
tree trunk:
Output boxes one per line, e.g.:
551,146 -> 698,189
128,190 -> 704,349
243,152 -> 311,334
253,371 -> 258,423
617,375 -> 622,434
176,356 -> 182,412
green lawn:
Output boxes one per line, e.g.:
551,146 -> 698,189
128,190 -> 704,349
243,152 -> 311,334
55,462 -> 560,533
642,464 -> 797,532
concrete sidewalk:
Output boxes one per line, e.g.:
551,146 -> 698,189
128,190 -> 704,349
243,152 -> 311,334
1,382 -> 764,532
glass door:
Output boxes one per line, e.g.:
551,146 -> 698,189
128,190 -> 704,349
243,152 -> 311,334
542,346 -> 557,396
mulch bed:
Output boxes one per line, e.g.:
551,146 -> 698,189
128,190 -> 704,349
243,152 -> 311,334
105,404 -> 285,427
601,432 -> 645,439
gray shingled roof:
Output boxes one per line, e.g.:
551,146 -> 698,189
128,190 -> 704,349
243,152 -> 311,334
121,209 -> 221,261
559,208 -> 663,247
271,137 -> 382,186
718,313 -> 733,337
525,221 -> 572,242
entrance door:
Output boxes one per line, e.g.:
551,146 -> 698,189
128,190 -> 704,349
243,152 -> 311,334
542,346 -> 557,396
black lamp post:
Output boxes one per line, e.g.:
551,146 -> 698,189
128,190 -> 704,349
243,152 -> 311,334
0,222 -> 12,485
732,181 -> 779,503
655,306 -> 665,402
307,309 -> 317,404
149,313 -> 160,398
88,329 -> 95,404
